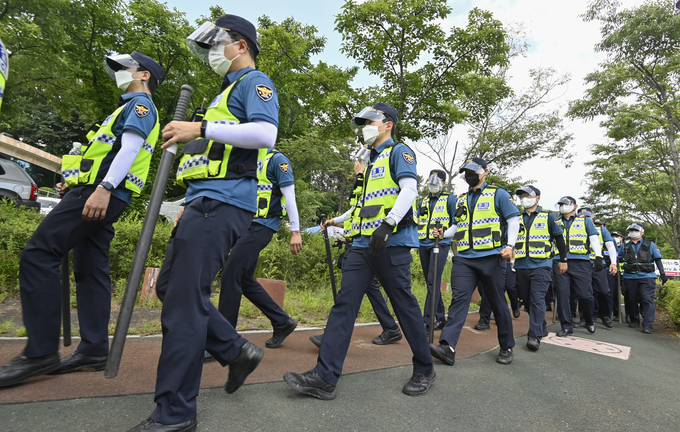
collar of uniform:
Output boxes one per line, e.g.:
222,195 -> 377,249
223,66 -> 255,91
468,181 -> 488,194
119,91 -> 152,106
371,138 -> 395,156
523,205 -> 543,215
428,191 -> 442,199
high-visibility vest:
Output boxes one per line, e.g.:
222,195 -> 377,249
417,194 -> 451,240
515,212 -> 551,259
61,98 -> 160,196
176,71 -> 266,188
452,187 -> 503,252
256,150 -> 287,218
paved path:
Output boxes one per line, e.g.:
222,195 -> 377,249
1,311 -> 679,431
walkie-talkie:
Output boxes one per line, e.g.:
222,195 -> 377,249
190,96 -> 208,122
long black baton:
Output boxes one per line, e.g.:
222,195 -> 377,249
105,85 -> 193,378
61,251 -> 71,347
617,270 -> 622,324
321,214 -> 338,302
428,222 -> 442,343
552,282 -> 558,324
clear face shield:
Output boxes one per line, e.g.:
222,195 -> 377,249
103,54 -> 140,80
354,147 -> 371,166
426,174 -> 443,194
350,107 -> 387,145
186,22 -> 236,63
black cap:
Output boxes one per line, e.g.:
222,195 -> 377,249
593,218 -> 606,226
215,14 -> 261,56
371,102 -> 398,124
627,223 -> 645,232
458,157 -> 488,173
429,169 -> 446,182
611,231 -> 623,237
130,51 -> 164,84
515,185 -> 540,197
556,196 -> 577,205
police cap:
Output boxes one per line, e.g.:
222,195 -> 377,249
576,207 -> 593,218
556,196 -> 577,206
458,157 -> 487,173
104,52 -> 164,84
611,231 -> 623,238
215,15 -> 261,56
429,169 -> 446,182
627,223 -> 644,232
515,185 -> 540,197
593,218 -> 606,226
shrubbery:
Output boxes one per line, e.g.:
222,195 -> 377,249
0,205 -> 45,293
659,280 -> 680,327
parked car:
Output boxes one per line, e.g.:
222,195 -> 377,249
0,157 -> 41,211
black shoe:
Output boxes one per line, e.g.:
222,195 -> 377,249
625,315 -> 630,324
573,320 -> 585,328
474,318 -> 490,331
48,352 -> 107,375
127,417 -> 197,432
429,343 -> 455,365
586,322 -> 596,334
433,320 -> 446,331
602,317 -> 613,329
556,329 -> 573,337
309,334 -> 323,348
224,342 -> 264,394
526,336 -> 540,351
543,328 -> 549,338
203,351 -> 216,364
283,370 -> 336,400
513,305 -> 521,319
266,318 -> 298,349
628,322 -> 640,328
372,327 -> 402,345
497,348 -> 513,365
0,352 -> 60,387
402,371 -> 436,396
642,327 -> 653,334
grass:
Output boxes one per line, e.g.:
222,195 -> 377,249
0,319 -> 13,335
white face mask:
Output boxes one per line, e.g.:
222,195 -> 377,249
115,70 -> 141,91
521,197 -> 537,209
628,231 -> 642,239
559,204 -> 574,214
362,124 -> 384,146
209,42 -> 240,77
614,237 -> 622,245
428,184 -> 442,194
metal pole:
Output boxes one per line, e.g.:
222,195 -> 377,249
61,251 -> 71,347
428,222 -> 442,344
321,214 -> 338,302
105,85 -> 193,378
617,270 -> 623,324
552,282 -> 558,324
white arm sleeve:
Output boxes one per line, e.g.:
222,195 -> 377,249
280,184 -> 300,232
443,224 -> 458,239
605,241 -> 618,264
333,206 -> 355,224
205,119 -> 277,150
506,216 -> 520,246
101,131 -> 144,188
589,234 -> 602,257
385,177 -> 418,223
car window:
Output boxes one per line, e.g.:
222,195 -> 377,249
0,160 -> 32,182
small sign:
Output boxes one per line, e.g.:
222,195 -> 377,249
658,259 -> 680,276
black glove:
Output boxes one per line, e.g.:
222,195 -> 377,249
660,274 -> 669,285
369,221 -> 393,256
593,256 -> 604,272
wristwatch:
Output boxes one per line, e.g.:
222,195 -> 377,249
98,181 -> 114,191
200,119 -> 208,138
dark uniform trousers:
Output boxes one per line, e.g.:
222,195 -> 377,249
591,267 -> 611,319
439,255 -> 515,351
553,259 -> 593,330
315,246 -> 433,386
151,197 -> 253,424
19,185 -> 126,358
516,267 -> 552,339
478,261 -> 519,324
218,221 -> 289,328
418,243 -> 450,324
624,277 -> 656,329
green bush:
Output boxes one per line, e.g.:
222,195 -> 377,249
659,280 -> 680,327
0,205 -> 45,294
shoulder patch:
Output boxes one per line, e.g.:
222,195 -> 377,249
279,162 -> 289,174
255,84 -> 274,102
402,152 -> 415,165
134,103 -> 150,118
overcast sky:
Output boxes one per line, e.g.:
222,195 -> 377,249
164,0 -> 647,208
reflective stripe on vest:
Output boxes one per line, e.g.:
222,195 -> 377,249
176,71 -> 265,188
344,184 -> 363,237
256,150 -> 287,218
63,101 -> 159,196
515,212 -> 551,259
417,194 -> 451,240
452,188 -> 502,252
563,217 -> 589,255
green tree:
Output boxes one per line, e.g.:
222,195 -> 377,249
568,0 -> 680,258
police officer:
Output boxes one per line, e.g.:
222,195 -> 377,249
621,223 -> 668,334
0,37 -> 8,114
417,169 -> 455,330
217,147 -> 302,348
609,230 -> 625,320
283,103 -> 435,400
551,196 -> 604,337
0,52 -> 163,386
128,15 -> 278,432
430,157 -> 520,366
513,185 -> 567,351
585,213 -> 618,327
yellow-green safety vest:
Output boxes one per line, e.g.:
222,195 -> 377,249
417,194 -> 451,240
452,187 -> 503,252
515,212 -> 551,259
61,101 -> 160,196
344,182 -> 363,237
256,150 -> 287,218
0,37 -> 7,113
176,71 -> 266,188
557,216 -> 589,255
589,226 -> 605,260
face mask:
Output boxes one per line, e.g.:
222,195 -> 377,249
614,237 -> 622,245
115,70 -> 141,91
464,172 -> 480,187
428,184 -> 442,194
521,197 -> 537,208
209,42 -> 240,77
559,204 -> 574,214
628,231 -> 641,239
362,124 -> 384,146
